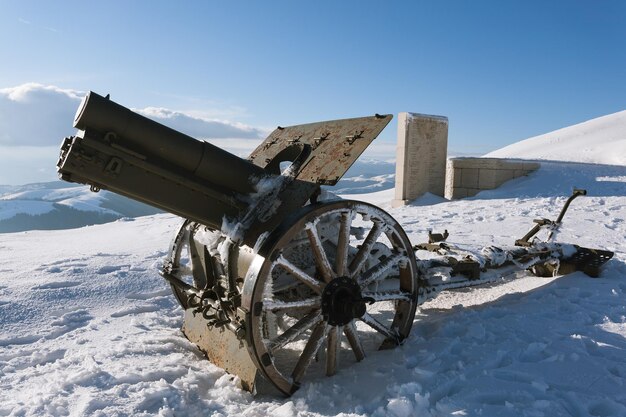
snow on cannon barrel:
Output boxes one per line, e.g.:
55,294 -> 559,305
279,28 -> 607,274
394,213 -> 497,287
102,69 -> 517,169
56,92 -> 420,395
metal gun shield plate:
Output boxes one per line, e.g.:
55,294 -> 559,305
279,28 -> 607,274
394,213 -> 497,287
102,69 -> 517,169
241,200 -> 419,395
249,115 -> 392,185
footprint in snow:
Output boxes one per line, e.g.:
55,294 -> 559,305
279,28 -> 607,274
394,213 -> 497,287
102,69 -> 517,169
0,334 -> 42,347
46,309 -> 94,340
146,250 -> 168,259
96,265 -> 129,274
2,348 -> 67,374
111,304 -> 161,318
126,288 -> 171,300
31,281 -> 82,290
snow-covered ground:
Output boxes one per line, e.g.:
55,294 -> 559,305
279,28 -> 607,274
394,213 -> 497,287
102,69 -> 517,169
1,112 -> 625,416
1,162 -> 624,416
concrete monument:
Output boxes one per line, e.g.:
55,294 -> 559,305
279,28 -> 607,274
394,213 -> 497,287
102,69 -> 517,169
392,112 -> 448,207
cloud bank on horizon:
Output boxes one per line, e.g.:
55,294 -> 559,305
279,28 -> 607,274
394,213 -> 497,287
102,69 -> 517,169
0,83 -> 400,185
0,83 -> 269,185
0,83 -> 83,147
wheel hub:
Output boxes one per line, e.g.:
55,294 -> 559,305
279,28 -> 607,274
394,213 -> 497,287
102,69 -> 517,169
321,277 -> 372,326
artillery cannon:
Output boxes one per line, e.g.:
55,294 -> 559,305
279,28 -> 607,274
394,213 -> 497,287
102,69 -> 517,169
58,92 -> 418,394
57,92 -> 613,395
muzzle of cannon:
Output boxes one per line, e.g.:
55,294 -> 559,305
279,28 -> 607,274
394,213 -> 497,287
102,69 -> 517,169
59,91 -> 267,231
57,92 -> 419,395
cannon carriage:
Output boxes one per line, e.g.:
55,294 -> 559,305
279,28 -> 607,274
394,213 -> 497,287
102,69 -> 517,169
58,92 -> 420,394
57,92 -> 613,395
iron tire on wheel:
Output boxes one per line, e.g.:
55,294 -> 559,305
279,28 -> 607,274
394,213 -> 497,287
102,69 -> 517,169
164,219 -> 211,310
241,200 -> 419,395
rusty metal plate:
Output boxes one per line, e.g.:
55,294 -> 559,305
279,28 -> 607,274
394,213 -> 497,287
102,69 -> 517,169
182,309 -> 259,391
248,114 -> 392,186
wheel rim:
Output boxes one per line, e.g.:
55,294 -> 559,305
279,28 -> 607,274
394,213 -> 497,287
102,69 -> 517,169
165,220 -> 211,310
243,200 -> 418,395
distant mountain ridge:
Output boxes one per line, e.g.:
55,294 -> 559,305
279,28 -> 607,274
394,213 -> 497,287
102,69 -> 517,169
0,181 -> 161,233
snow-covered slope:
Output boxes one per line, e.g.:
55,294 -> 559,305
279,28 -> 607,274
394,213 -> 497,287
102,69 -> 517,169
485,110 -> 626,165
1,159 -> 625,416
0,182 -> 161,232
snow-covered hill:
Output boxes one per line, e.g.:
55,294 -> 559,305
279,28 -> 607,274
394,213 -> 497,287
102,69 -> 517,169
0,182 -> 161,233
485,110 -> 626,165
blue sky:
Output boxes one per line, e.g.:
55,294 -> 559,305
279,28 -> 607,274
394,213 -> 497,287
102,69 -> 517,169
0,1 -> 624,184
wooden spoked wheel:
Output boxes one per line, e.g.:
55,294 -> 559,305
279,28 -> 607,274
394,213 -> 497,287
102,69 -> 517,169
164,220 -> 213,310
242,200 -> 419,395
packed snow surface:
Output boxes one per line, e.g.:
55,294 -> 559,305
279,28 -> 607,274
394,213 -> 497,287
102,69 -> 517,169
485,110 -> 626,165
1,159 -> 625,416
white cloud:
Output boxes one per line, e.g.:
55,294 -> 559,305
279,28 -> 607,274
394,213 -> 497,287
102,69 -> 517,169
135,107 -> 266,139
0,83 -> 267,147
0,83 -> 269,185
0,83 -> 83,147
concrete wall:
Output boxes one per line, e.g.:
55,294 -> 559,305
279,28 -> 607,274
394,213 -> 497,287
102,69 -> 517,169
445,158 -> 540,199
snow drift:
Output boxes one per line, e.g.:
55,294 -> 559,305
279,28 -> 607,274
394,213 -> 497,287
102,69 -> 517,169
485,110 -> 626,165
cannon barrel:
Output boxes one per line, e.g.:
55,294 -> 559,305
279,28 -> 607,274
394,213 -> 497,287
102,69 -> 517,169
73,91 -> 266,195
58,92 -> 268,230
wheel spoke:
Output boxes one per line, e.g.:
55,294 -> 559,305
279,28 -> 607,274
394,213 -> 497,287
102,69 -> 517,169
305,222 -> 335,283
343,321 -> 365,361
275,255 -> 323,293
291,322 -> 327,383
361,290 -> 413,302
360,312 -> 400,343
349,220 -> 383,278
335,211 -> 352,277
263,297 -> 321,312
269,310 -> 322,351
326,326 -> 341,376
358,252 -> 406,288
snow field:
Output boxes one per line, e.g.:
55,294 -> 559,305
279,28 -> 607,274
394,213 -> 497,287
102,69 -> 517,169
0,160 -> 624,416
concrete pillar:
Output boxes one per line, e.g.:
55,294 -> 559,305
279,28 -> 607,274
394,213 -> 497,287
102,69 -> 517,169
392,112 -> 448,207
